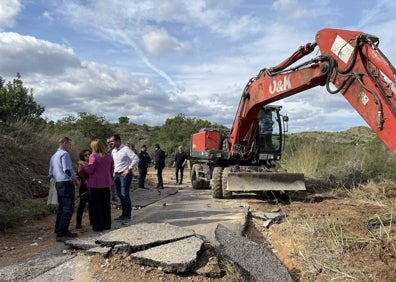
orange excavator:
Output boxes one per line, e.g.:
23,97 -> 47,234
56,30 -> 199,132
190,28 -> 396,199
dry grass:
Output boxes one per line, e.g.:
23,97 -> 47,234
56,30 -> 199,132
268,180 -> 396,281
283,143 -> 321,177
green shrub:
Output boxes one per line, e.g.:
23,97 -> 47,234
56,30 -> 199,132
283,131 -> 396,188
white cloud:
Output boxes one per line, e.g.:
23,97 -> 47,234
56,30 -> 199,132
0,32 -> 80,76
42,11 -> 54,23
142,28 -> 192,56
1,0 -> 395,135
0,0 -> 21,29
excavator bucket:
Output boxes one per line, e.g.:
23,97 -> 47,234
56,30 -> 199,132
226,172 -> 306,192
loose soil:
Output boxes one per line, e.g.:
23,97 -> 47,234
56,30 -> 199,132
1,173 -> 395,281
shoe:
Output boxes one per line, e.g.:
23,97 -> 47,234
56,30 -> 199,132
56,236 -> 67,242
76,224 -> 82,229
174,181 -> 179,184
66,231 -> 78,238
121,218 -> 131,225
115,215 -> 125,221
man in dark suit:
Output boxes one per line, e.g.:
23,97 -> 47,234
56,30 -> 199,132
154,144 -> 165,189
137,145 -> 151,188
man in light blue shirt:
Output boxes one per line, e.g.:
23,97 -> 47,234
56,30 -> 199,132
49,137 -> 78,242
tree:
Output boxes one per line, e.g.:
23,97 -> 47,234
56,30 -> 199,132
118,116 -> 129,124
74,112 -> 111,140
52,112 -> 112,141
0,73 -> 45,123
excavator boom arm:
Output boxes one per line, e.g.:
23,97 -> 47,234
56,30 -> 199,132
228,28 -> 396,156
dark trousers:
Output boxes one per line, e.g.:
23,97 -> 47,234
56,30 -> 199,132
175,164 -> 185,184
111,184 -> 120,203
157,166 -> 164,188
89,188 -> 111,231
76,183 -> 92,226
114,173 -> 132,218
55,181 -> 75,237
138,166 -> 148,188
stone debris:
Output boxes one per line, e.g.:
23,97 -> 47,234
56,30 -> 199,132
195,256 -> 222,278
251,211 -> 287,228
263,219 -> 272,228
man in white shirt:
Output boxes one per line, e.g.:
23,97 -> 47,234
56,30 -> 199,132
108,134 -> 139,224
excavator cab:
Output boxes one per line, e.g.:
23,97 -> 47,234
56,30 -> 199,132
253,105 -> 284,166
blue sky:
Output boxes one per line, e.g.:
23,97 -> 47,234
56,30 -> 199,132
0,0 -> 395,132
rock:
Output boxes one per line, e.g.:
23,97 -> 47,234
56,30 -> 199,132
195,256 -> 222,278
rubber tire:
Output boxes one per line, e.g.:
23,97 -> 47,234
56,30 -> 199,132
191,165 -> 204,189
211,167 -> 223,199
222,167 -> 232,199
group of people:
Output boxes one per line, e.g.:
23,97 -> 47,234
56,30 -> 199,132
49,135 -> 187,242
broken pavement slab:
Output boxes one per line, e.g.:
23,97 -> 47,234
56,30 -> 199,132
130,189 -> 250,244
130,236 -> 204,273
0,247 -> 76,282
95,222 -> 196,250
65,222 -> 202,273
30,255 -> 92,282
64,236 -> 98,250
85,246 -> 112,257
215,224 -> 293,282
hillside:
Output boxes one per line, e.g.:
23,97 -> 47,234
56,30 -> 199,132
0,123 -> 396,280
289,126 -> 375,144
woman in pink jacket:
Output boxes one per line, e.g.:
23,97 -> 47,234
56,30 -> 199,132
81,139 -> 114,232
